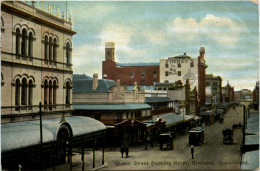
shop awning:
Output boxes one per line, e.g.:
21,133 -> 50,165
73,104 -> 151,111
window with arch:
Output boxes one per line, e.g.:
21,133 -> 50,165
21,29 -> 27,56
53,80 -> 57,106
44,80 -> 48,106
21,78 -> 27,105
49,37 -> 53,61
28,80 -> 33,105
16,28 -> 20,55
66,42 -> 71,65
53,38 -> 57,62
28,32 -> 33,57
49,80 -> 53,106
44,36 -> 48,60
15,79 -> 20,106
65,81 -> 71,105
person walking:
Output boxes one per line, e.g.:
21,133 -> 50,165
191,145 -> 194,159
125,146 -> 129,158
120,145 -> 125,158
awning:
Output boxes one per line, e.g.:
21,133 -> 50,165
241,150 -> 259,170
245,135 -> 259,145
73,104 -> 151,111
1,116 -> 106,153
152,113 -> 184,127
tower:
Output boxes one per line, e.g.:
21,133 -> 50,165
105,42 -> 115,61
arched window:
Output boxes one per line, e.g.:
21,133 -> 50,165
53,80 -> 57,106
66,42 -> 70,65
44,36 -> 48,60
21,78 -> 27,105
28,32 -> 33,57
28,80 -> 33,105
65,81 -> 70,105
53,38 -> 57,62
49,80 -> 52,106
15,79 -> 20,106
21,29 -> 27,56
49,37 -> 53,61
16,28 -> 20,55
44,80 -> 48,106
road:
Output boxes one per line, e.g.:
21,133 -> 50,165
71,106 -> 244,170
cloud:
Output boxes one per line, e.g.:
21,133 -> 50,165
167,14 -> 244,46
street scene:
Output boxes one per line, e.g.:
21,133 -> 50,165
1,1 -> 259,171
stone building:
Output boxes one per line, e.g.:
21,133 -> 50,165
102,42 -> 160,86
206,74 -> 222,104
1,2 -> 106,170
222,81 -> 235,102
160,47 -> 207,108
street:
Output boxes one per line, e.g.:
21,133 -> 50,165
72,106 -> 244,170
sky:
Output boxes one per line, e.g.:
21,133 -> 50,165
35,1 -> 259,91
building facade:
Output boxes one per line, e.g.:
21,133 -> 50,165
1,1 -> 75,123
222,82 -> 235,103
206,74 -> 222,104
102,42 -> 160,86
160,47 -> 207,107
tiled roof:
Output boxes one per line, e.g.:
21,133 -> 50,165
73,104 -> 151,111
73,79 -> 117,93
241,150 -> 259,170
145,97 -> 173,103
116,62 -> 160,67
1,116 -> 106,153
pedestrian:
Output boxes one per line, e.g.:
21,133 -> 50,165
125,146 -> 129,158
120,145 -> 125,158
191,145 -> 194,159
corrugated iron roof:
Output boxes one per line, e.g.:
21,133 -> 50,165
73,74 -> 92,80
73,104 -> 151,111
116,62 -> 160,67
241,150 -> 259,170
73,79 -> 117,93
144,113 -> 184,127
1,116 -> 106,153
145,97 -> 173,103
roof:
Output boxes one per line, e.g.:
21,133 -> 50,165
73,74 -> 92,80
169,54 -> 192,59
245,135 -> 259,145
247,112 -> 259,124
145,97 -> 173,103
241,150 -> 259,170
73,79 -> 117,93
146,113 -> 184,127
73,104 -> 151,111
116,62 -> 160,67
1,116 -> 106,153
246,122 -> 259,135
126,86 -> 154,91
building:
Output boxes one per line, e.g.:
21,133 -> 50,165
160,47 -> 207,108
1,2 -> 106,170
253,81 -> 259,104
222,81 -> 235,102
1,1 -> 75,123
205,74 -> 222,104
102,42 -> 160,86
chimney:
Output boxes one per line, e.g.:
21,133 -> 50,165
200,47 -> 205,59
93,73 -> 98,90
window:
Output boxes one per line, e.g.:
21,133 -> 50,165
165,71 -> 169,76
141,80 -> 145,85
21,78 -> 27,105
49,80 -> 52,106
21,29 -> 27,56
65,81 -> 71,105
53,80 -> 57,106
165,63 -> 168,68
28,32 -> 33,57
141,72 -> 145,78
16,28 -> 20,55
28,80 -> 33,105
130,72 -> 134,78
178,63 -> 181,68
190,62 -> 194,67
49,37 -> 53,61
66,42 -> 71,65
135,111 -> 141,118
178,71 -> 181,76
44,36 -> 48,60
130,81 -> 134,86
153,72 -> 157,77
164,80 -> 169,83
15,79 -> 20,105
44,80 -> 48,106
126,112 -> 129,119
53,38 -> 57,62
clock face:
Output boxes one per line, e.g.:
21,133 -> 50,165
183,70 -> 196,85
